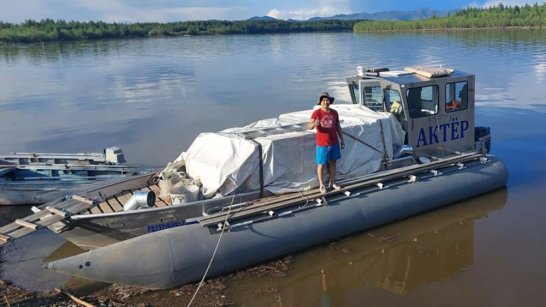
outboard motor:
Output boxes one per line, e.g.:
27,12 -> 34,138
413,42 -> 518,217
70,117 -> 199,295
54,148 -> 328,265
475,126 -> 491,153
123,191 -> 155,211
105,147 -> 126,164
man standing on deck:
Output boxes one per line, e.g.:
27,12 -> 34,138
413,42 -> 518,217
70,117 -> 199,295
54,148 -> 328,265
308,92 -> 345,194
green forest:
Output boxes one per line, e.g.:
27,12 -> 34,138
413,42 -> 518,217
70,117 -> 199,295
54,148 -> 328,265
0,19 -> 355,44
1,3 -> 545,44
354,3 -> 546,32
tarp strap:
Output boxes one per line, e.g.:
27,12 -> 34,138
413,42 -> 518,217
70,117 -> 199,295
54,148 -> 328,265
248,139 -> 264,198
378,120 -> 390,164
342,131 -> 383,154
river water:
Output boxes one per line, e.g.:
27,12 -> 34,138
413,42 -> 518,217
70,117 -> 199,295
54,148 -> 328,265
1,30 -> 545,306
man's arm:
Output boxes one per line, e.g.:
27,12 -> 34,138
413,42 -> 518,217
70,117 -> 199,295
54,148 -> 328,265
336,118 -> 345,148
308,111 -> 319,130
308,118 -> 317,130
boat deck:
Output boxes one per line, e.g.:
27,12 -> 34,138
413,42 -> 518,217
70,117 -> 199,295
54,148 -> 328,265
88,183 -> 171,214
0,151 -> 486,246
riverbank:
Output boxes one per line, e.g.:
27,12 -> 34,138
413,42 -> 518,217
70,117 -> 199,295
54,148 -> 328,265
1,255 -> 292,306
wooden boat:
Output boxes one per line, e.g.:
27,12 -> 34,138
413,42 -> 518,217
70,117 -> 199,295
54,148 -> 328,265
1,65 -> 508,289
0,147 -> 141,205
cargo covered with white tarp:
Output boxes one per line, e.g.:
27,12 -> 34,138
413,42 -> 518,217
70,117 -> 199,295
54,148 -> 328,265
170,104 -> 404,199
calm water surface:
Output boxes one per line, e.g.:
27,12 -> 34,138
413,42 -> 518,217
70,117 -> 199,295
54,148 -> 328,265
1,30 -> 545,306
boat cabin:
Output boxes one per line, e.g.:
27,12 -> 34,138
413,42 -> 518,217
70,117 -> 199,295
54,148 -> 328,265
347,66 -> 475,157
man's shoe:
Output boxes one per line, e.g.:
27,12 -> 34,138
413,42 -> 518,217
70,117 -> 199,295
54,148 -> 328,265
319,185 -> 327,194
331,183 -> 341,190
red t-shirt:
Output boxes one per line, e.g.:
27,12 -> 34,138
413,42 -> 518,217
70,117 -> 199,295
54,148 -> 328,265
311,108 -> 340,147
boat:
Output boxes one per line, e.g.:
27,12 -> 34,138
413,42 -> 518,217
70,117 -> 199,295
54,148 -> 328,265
0,147 -> 141,205
1,65 -> 507,289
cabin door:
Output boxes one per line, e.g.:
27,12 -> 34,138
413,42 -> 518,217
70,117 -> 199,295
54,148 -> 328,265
406,81 -> 475,156
358,80 -> 384,111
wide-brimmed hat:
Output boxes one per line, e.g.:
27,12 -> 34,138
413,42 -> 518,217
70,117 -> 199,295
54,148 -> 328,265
317,92 -> 335,105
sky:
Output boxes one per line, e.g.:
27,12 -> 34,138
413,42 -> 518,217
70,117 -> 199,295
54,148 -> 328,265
0,0 -> 544,23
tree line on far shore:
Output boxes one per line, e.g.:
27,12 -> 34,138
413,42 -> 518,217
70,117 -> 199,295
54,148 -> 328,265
354,3 -> 545,32
1,3 -> 545,44
0,19 -> 356,44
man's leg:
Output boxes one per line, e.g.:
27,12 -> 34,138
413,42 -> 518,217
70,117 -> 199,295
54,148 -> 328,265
317,164 -> 325,187
328,144 -> 341,190
328,160 -> 337,186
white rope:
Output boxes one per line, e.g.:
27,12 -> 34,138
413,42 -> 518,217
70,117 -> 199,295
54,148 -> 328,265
299,191 -> 310,207
187,194 -> 235,307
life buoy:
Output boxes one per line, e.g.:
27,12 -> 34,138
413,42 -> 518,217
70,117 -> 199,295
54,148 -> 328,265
446,99 -> 460,111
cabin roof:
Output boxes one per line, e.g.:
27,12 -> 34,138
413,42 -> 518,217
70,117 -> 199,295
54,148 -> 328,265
356,66 -> 473,86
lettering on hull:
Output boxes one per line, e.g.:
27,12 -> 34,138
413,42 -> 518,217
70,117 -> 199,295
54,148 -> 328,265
417,118 -> 469,147
147,221 -> 185,233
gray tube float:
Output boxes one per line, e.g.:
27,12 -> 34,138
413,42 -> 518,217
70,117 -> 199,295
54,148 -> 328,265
46,156 -> 507,289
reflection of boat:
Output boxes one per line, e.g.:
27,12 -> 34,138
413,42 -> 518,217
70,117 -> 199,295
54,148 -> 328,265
0,147 -> 140,205
37,69 -> 507,289
257,189 -> 508,306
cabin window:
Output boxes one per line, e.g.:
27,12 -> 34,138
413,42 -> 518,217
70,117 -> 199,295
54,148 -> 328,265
349,81 -> 360,105
406,85 -> 439,118
363,85 -> 384,111
445,81 -> 468,112
385,89 -> 404,118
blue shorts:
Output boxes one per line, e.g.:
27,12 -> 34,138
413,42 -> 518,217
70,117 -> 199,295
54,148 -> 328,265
316,144 -> 341,165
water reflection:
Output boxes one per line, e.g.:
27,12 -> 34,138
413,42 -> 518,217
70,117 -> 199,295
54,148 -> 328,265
228,189 -> 507,305
1,30 -> 545,302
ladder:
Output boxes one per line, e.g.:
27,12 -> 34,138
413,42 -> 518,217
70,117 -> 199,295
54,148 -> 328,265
0,195 -> 99,245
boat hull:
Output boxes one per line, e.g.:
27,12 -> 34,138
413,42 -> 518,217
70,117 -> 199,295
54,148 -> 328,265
47,155 -> 508,289
0,167 -> 141,206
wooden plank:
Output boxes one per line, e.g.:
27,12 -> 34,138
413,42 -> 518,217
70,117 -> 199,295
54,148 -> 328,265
106,197 -> 124,212
98,201 -> 114,213
1,186 -> 129,241
0,198 -> 101,245
5,227 -> 38,241
45,206 -> 68,218
71,195 -> 95,205
116,190 -> 133,206
15,219 -> 39,230
56,199 -> 97,216
0,234 -> 11,242
82,172 -> 155,198
0,215 -> 42,233
0,205 -> 69,234
154,197 -> 168,208
89,206 -> 102,214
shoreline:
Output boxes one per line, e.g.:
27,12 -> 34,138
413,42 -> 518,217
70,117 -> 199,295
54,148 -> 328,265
353,25 -> 544,33
1,25 -> 544,46
1,254 -> 292,306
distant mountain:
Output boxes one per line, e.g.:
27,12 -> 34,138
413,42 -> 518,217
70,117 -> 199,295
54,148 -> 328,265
312,9 -> 453,21
248,9 -> 454,22
247,16 -> 279,21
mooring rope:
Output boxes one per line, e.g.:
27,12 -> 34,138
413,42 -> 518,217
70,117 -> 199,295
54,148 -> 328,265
187,194 -> 235,307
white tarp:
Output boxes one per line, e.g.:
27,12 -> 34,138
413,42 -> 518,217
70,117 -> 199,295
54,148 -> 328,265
176,104 -> 404,198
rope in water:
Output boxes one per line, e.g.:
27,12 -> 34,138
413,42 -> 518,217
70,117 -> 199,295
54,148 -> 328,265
187,194 -> 235,307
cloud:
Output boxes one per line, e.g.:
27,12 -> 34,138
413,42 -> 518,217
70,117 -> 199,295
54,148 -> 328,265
0,0 -> 243,23
267,9 -> 282,19
102,7 -> 232,23
76,0 -> 233,22
266,0 -> 351,20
